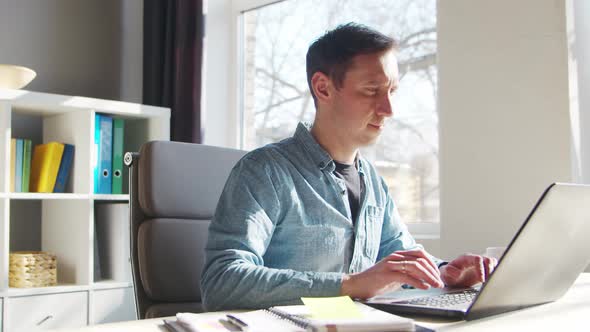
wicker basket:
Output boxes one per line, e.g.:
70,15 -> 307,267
9,251 -> 57,288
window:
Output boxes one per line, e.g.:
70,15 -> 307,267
239,0 -> 439,228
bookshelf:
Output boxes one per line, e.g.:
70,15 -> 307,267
0,88 -> 170,331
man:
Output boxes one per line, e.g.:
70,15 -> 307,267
201,23 -> 496,311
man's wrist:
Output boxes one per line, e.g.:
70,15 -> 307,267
340,273 -> 355,297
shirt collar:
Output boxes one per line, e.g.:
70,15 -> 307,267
294,122 -> 366,174
294,122 -> 333,171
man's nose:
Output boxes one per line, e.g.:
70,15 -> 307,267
376,94 -> 393,117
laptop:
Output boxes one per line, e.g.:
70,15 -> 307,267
365,182 -> 590,320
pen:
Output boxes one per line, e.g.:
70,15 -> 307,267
226,314 -> 250,331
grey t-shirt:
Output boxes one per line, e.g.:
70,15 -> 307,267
333,160 -> 364,224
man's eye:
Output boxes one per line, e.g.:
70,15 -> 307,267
365,89 -> 379,96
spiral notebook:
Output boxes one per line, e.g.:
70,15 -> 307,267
219,302 -> 414,332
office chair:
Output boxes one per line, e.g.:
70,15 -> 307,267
125,141 -> 246,318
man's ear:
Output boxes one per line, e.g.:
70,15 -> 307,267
311,72 -> 332,103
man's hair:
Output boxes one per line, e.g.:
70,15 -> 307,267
306,22 -> 398,105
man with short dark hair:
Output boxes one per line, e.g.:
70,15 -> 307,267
201,23 -> 496,311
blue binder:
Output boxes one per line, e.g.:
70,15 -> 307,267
94,114 -> 113,194
15,139 -> 23,192
54,144 -> 75,193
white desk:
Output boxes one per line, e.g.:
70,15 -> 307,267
54,273 -> 590,332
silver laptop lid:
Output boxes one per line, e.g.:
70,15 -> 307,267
467,183 -> 590,320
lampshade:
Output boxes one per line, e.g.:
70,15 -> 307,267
0,64 -> 36,89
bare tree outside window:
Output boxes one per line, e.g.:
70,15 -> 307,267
242,0 -> 438,224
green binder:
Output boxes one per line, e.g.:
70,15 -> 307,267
21,139 -> 32,192
112,119 -> 125,194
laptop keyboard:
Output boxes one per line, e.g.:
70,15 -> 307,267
399,289 -> 478,308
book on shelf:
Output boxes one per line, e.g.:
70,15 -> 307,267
22,139 -> 32,192
10,138 -> 16,192
30,142 -> 64,193
94,114 -> 113,194
93,220 -> 102,281
112,118 -> 125,194
53,144 -> 75,193
10,138 -> 34,193
93,114 -> 127,195
15,139 -> 23,192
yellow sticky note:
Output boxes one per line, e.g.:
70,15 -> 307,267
301,296 -> 362,319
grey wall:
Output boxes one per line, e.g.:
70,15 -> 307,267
120,0 -> 144,103
0,0 -> 142,102
438,0 -> 576,259
2,0 -> 143,249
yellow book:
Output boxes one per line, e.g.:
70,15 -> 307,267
10,138 -> 16,192
30,142 -> 65,193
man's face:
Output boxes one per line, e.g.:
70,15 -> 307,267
326,49 -> 399,148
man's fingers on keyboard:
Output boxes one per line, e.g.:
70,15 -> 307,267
385,253 -> 406,261
416,257 -> 443,283
391,252 -> 439,275
387,253 -> 443,285
442,264 -> 462,282
396,250 -> 439,271
388,261 -> 444,288
395,273 -> 431,290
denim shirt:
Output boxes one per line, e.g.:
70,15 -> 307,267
201,123 -> 433,311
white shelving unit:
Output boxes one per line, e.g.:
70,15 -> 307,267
0,88 -> 170,331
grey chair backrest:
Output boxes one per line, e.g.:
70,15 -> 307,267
126,141 -> 247,319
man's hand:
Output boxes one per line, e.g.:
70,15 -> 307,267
440,254 -> 498,288
341,249 -> 445,299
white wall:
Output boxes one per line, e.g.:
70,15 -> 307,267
203,0 -> 281,148
203,0 -> 233,148
203,0 -> 237,148
579,0 -> 590,186
0,0 -> 143,102
567,0 -> 590,272
438,0 -> 577,259
568,0 -> 590,185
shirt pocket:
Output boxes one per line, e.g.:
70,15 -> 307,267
364,205 -> 384,261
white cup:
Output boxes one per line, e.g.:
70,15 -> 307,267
485,246 -> 506,260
